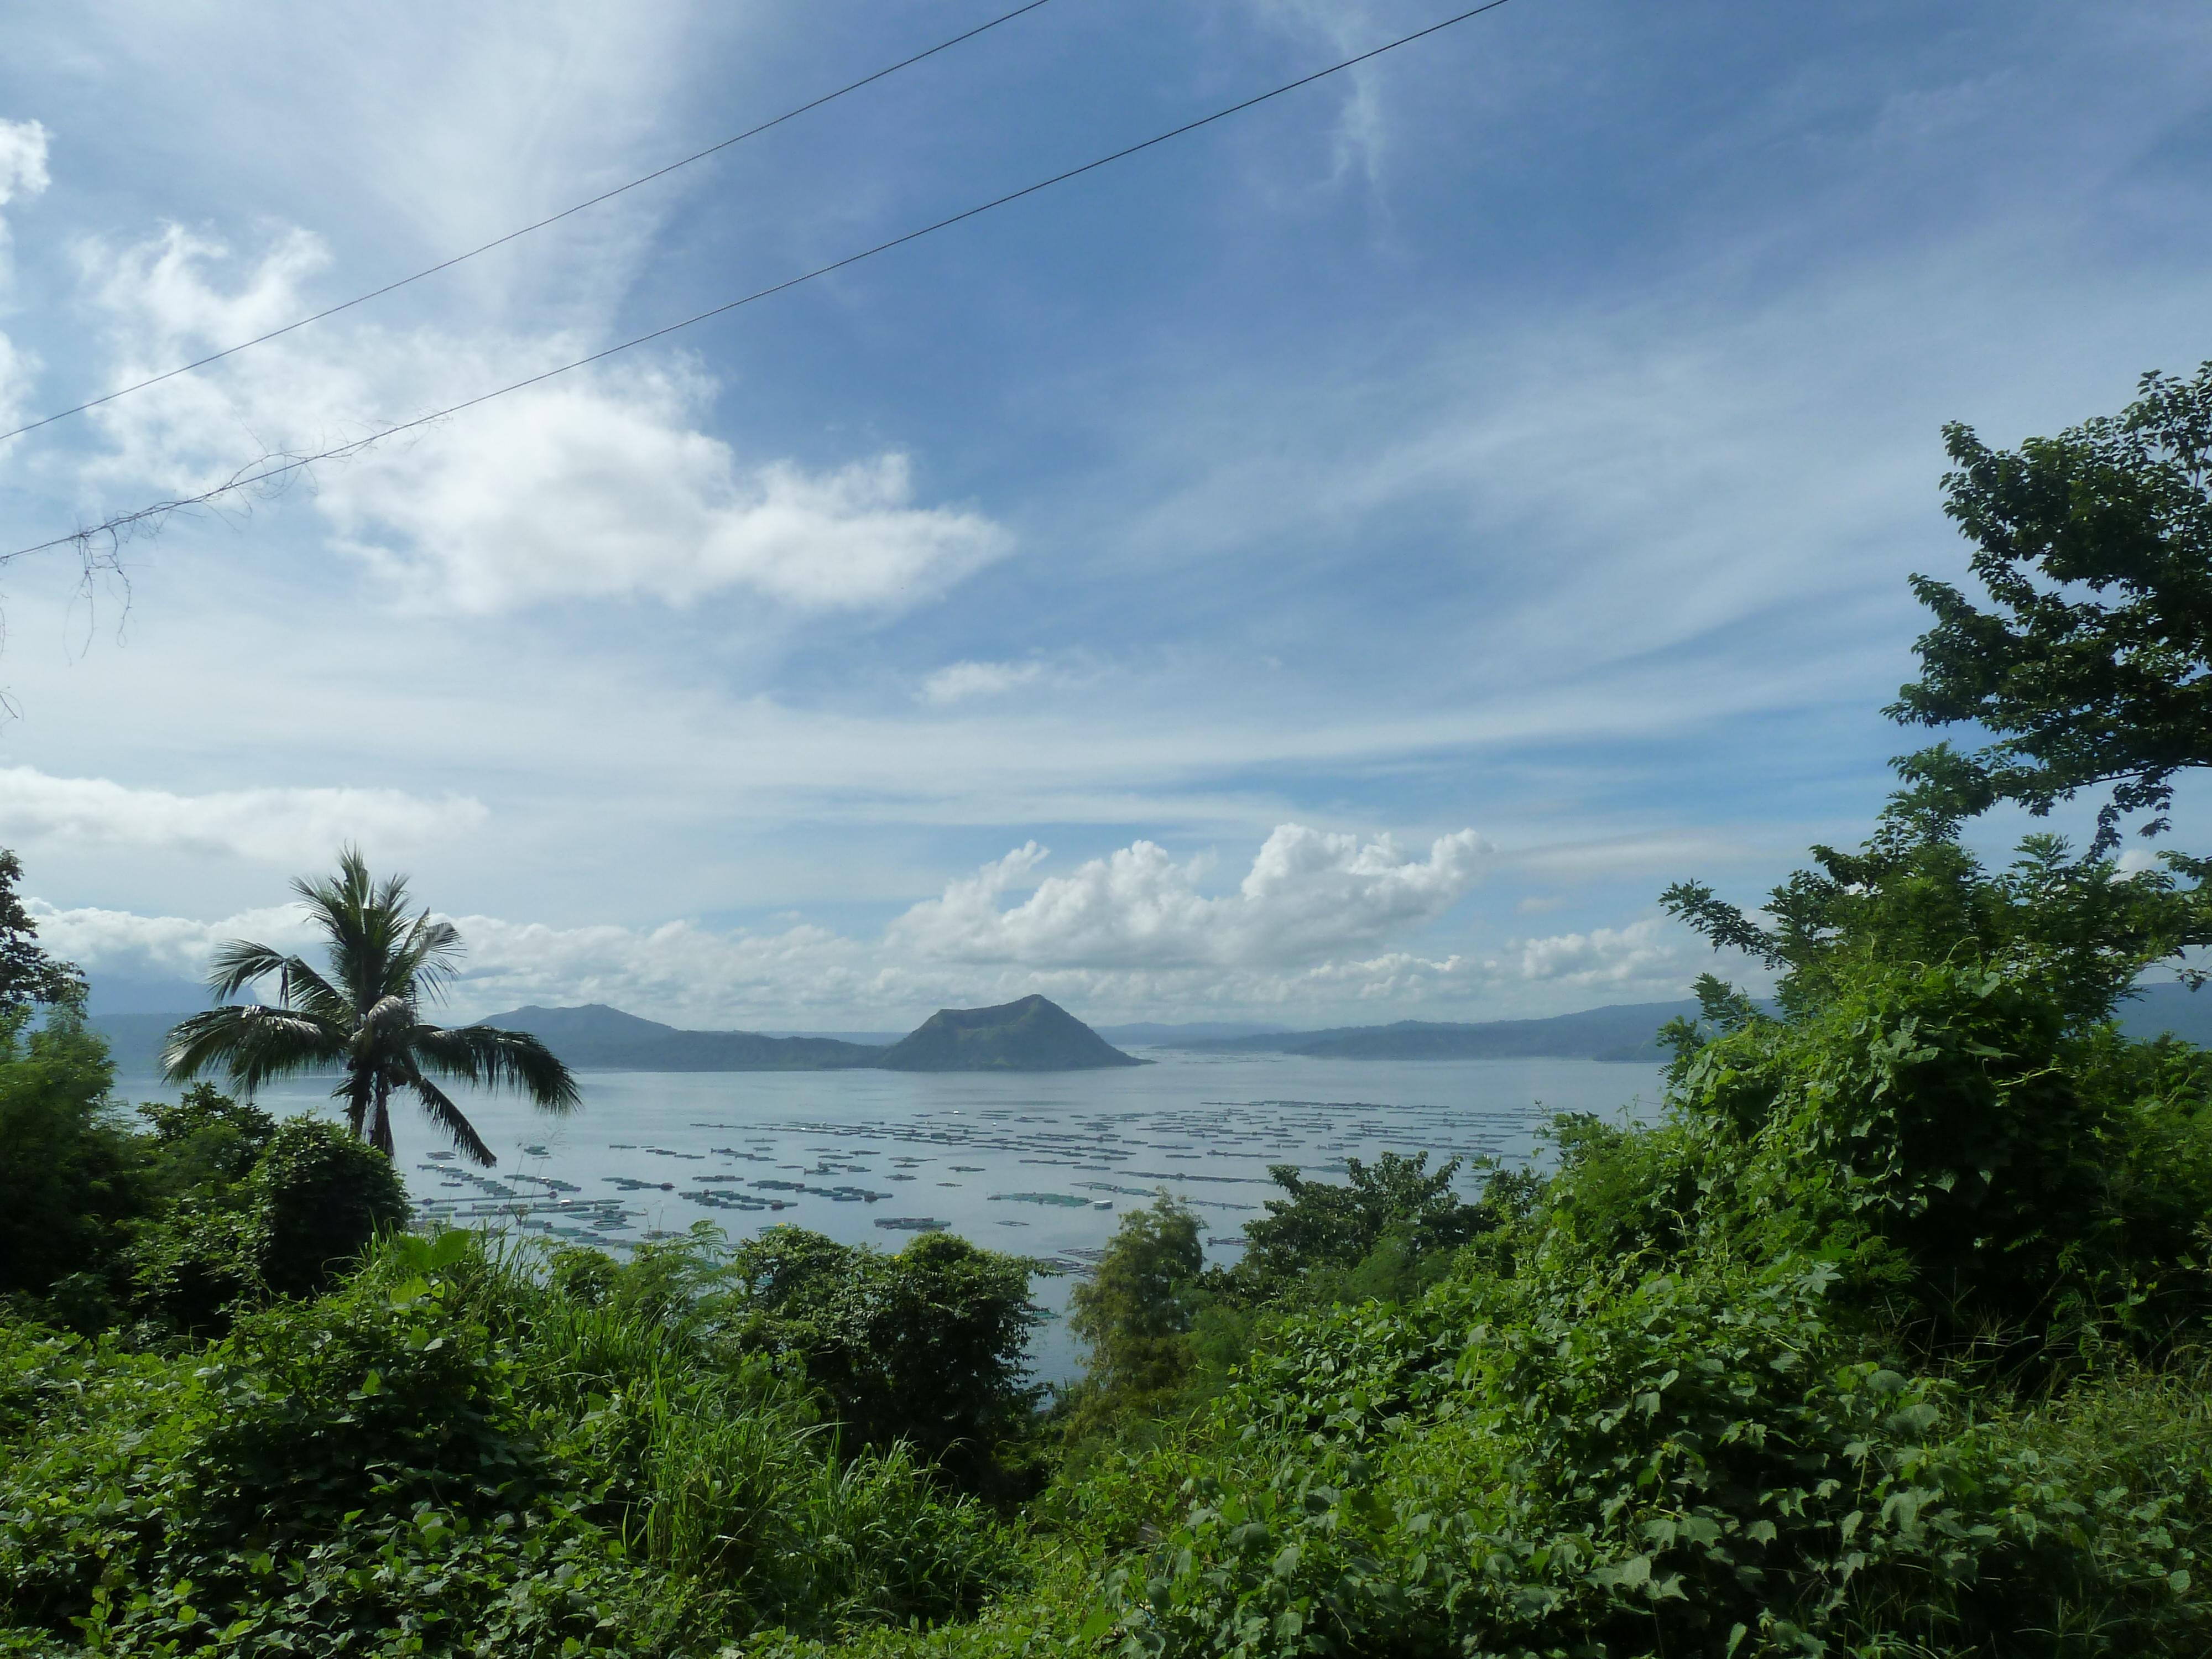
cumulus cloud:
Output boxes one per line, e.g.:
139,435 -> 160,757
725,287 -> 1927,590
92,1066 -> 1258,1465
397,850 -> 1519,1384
37,824 -> 1501,1021
76,224 -> 1010,613
36,828 -> 1713,1027
888,825 -> 1491,969
29,900 -> 316,983
325,411 -> 1008,615
1515,917 -> 1684,988
0,764 -> 486,863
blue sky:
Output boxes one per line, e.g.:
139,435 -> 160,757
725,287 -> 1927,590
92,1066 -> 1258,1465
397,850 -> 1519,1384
0,0 -> 2206,1027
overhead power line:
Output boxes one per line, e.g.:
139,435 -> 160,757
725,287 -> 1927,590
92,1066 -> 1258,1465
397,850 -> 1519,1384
0,0 -> 1060,446
10,0 -> 1516,566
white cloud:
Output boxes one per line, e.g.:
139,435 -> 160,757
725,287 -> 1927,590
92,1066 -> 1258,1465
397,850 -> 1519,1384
888,824 -> 1491,969
41,824 -> 1537,1026
920,659 -> 1048,706
29,899 -> 315,982
0,115 -> 49,436
1516,917 -> 1684,989
0,117 -> 47,208
0,764 -> 486,863
75,224 -> 1010,614
326,412 -> 1009,616
0,331 -> 33,439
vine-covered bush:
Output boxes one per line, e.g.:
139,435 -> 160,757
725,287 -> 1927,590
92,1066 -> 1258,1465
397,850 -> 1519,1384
247,1116 -> 413,1298
0,1232 -> 1017,1656
1105,1257 -> 2210,1658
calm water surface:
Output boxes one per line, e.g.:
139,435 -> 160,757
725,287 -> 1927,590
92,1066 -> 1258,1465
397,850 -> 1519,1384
115,1050 -> 1665,1380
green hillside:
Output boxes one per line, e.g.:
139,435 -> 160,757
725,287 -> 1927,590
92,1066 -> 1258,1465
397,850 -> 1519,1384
874,994 -> 1142,1072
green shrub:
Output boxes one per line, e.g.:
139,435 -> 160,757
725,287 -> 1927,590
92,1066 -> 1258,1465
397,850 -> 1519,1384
1108,1256 -> 2211,1658
247,1115 -> 410,1297
722,1226 -> 1043,1494
0,1230 -> 1020,1654
1540,957 -> 2212,1363
1228,1151 -> 1493,1305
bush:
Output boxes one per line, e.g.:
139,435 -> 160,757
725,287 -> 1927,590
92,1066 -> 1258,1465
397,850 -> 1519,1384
0,1232 -> 1020,1655
723,1226 -> 1043,1494
1228,1151 -> 1493,1305
1108,1256 -> 2212,1658
1540,957 -> 2212,1363
137,1082 -> 276,1189
248,1115 -> 411,1297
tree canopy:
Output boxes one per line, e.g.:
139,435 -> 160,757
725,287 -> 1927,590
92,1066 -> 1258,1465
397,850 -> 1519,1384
1890,362 -> 2212,850
0,848 -> 85,1009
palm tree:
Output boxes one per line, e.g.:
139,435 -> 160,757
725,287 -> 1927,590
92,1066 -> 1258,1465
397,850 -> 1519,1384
163,848 -> 578,1166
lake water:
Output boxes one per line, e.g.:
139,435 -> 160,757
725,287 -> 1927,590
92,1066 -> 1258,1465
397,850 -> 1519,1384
112,1050 -> 1666,1380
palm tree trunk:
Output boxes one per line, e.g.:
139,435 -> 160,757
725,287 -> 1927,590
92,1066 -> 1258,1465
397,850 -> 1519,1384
345,1067 -> 373,1141
370,1074 -> 395,1157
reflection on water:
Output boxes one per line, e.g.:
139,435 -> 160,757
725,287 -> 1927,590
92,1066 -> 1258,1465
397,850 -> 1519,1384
113,1048 -> 1663,1380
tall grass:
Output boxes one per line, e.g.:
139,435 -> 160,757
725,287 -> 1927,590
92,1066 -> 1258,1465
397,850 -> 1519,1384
363,1228 -> 1019,1635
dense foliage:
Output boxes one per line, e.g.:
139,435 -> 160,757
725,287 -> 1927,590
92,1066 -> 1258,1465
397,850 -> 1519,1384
1,1233 -> 1018,1655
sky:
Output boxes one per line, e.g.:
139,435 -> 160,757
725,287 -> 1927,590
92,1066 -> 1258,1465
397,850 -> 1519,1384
0,0 -> 2207,1029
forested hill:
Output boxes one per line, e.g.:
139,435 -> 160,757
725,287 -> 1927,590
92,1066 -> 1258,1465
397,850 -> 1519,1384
875,994 -> 1144,1071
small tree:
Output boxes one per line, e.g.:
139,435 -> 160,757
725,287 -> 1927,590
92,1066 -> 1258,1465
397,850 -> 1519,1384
0,1001 -> 138,1328
250,1117 -> 411,1298
1068,1196 -> 1205,1419
1662,803 -> 2212,1025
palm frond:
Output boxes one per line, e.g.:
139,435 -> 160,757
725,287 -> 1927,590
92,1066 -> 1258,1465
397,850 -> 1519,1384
163,1004 -> 347,1092
398,1062 -> 498,1166
206,941 -> 291,1000
296,846 -> 390,1010
204,941 -> 351,1019
393,912 -> 463,1003
411,1023 -> 582,1111
279,960 -> 353,1025
291,846 -> 463,1012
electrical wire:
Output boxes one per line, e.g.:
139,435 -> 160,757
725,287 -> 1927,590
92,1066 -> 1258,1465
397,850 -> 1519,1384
8,0 -> 1516,564
0,0 -> 1060,446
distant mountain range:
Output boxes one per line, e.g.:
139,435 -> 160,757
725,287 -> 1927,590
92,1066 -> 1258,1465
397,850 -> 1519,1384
475,995 -> 1142,1072
1094,1020 -> 1292,1045
1173,1001 -> 1697,1062
80,982 -> 2212,1082
1168,982 -> 2212,1062
91,995 -> 1145,1077
462,1003 -> 884,1070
